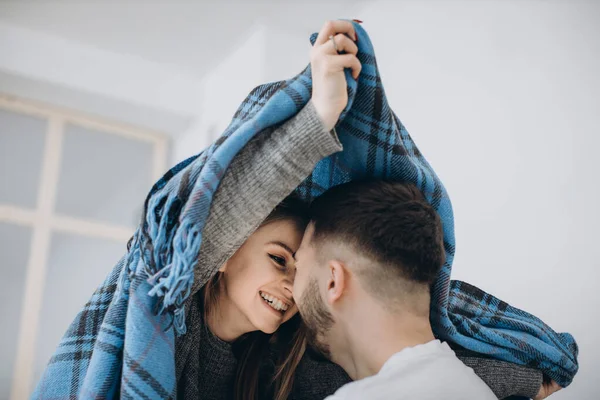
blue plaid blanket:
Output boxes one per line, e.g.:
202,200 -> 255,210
33,22 -> 578,399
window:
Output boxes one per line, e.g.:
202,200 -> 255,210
0,94 -> 168,399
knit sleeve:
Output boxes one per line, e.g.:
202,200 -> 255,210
190,100 -> 343,294
455,350 -> 543,399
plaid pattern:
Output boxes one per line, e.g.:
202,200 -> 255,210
33,22 -> 578,399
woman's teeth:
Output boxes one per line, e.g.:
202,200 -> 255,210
260,292 -> 288,312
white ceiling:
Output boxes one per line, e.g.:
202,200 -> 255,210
0,1 -> 365,135
0,0 -> 363,79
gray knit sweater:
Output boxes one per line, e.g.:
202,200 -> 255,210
174,101 -> 542,399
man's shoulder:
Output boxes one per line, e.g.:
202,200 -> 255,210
327,341 -> 497,400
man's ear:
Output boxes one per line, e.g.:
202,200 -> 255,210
325,260 -> 347,305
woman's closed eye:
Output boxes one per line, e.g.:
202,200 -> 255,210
269,254 -> 287,269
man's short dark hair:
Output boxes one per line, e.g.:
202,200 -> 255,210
309,180 -> 446,291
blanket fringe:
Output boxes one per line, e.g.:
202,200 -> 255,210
140,189 -> 201,335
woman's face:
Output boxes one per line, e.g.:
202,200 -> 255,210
220,219 -> 302,335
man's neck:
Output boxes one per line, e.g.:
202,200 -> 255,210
331,303 -> 435,381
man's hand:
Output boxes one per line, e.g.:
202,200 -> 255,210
534,380 -> 562,399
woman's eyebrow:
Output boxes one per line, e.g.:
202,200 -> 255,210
267,241 -> 296,260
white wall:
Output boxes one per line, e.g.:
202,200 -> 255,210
355,1 -> 598,398
0,21 -> 203,123
171,24 -> 269,162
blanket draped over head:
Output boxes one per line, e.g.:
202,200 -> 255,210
33,23 -> 578,399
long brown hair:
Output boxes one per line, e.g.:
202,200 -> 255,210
203,195 -> 309,400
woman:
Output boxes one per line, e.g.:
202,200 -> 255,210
174,20 -> 545,400
184,195 -> 312,400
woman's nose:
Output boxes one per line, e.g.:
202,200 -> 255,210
281,273 -> 294,294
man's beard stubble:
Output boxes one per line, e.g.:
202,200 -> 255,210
299,277 -> 335,361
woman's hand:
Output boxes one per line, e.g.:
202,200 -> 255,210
534,379 -> 562,400
310,20 -> 361,131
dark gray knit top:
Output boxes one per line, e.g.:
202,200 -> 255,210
196,310 -> 237,400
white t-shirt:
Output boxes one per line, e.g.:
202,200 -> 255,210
325,340 -> 497,400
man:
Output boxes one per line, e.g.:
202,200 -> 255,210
292,180 -> 561,399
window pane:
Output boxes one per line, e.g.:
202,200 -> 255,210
33,232 -> 125,385
0,222 -> 32,399
55,124 -> 154,227
0,109 -> 47,208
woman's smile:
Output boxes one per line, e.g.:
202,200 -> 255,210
259,290 -> 292,318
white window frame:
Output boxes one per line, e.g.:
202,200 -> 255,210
0,93 -> 169,400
